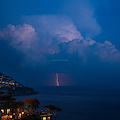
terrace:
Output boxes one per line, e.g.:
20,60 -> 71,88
0,98 -> 52,120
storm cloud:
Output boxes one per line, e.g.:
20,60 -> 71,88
0,15 -> 120,65
0,0 -> 120,87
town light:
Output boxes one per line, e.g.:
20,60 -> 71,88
43,117 -> 47,120
22,112 -> 24,115
7,109 -> 10,114
1,109 -> 4,113
9,115 -> 12,118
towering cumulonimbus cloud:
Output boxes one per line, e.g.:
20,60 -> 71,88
0,14 -> 120,64
62,0 -> 101,37
24,15 -> 83,41
0,24 -> 38,50
0,15 -> 83,62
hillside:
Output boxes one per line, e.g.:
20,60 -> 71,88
0,72 -> 38,96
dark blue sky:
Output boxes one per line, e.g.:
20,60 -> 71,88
0,0 -> 120,87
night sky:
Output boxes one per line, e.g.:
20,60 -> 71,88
0,0 -> 120,88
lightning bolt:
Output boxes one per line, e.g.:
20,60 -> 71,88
56,73 -> 60,86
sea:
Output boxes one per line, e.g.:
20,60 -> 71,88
15,86 -> 120,120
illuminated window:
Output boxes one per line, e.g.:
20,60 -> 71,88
2,115 -> 8,119
13,113 -> 15,115
6,82 -> 9,84
22,112 -> 24,115
1,109 -> 4,113
11,83 -> 15,85
18,108 -> 20,112
7,109 -> 10,114
18,113 -> 22,119
43,117 -> 46,120
47,117 -> 50,120
9,115 -> 12,118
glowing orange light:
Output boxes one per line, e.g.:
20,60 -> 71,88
47,117 -> 50,120
9,115 -> 12,118
22,112 -> 24,115
2,115 -> 8,120
18,113 -> 22,119
43,117 -> 46,120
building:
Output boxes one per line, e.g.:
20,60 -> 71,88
40,112 -> 52,120
0,72 -> 38,96
0,99 -> 52,120
0,72 -> 23,89
0,100 -> 25,120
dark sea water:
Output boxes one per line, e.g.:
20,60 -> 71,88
15,87 -> 120,120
